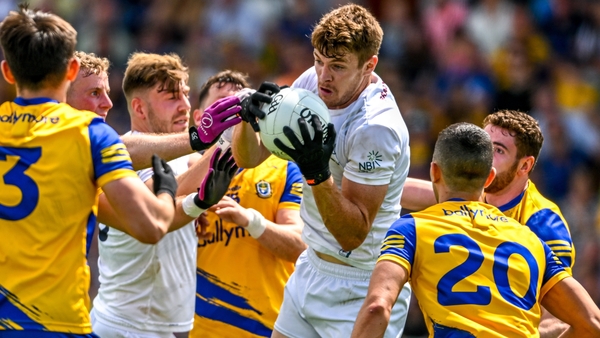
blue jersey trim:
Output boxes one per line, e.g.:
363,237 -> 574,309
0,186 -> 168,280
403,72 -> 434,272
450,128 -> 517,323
13,97 -> 59,106
85,212 -> 96,258
496,190 -> 526,213
382,214 -> 416,266
195,268 -> 272,336
0,331 -> 99,337
540,239 -> 566,286
0,285 -> 47,331
88,118 -> 133,180
279,161 -> 302,204
527,209 -> 573,268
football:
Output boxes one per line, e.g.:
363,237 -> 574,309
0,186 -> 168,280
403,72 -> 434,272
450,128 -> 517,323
257,87 -> 331,161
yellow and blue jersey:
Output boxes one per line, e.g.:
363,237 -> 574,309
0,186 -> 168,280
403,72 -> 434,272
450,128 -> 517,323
380,200 -> 570,337
191,155 -> 302,338
0,97 -> 136,335
496,180 -> 575,275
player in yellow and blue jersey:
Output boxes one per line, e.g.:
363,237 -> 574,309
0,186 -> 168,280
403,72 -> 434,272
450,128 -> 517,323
0,5 -> 178,337
189,70 -> 305,338
402,110 -> 575,336
352,123 -> 600,338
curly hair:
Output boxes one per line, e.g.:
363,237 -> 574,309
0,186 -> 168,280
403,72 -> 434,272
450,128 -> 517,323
74,51 -> 110,77
483,110 -> 544,165
122,52 -> 189,101
311,3 -> 383,67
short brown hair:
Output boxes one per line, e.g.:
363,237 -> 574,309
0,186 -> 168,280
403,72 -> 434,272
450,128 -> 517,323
75,51 -> 110,77
311,4 -> 383,66
0,4 -> 77,91
122,52 -> 189,102
197,69 -> 249,108
482,110 -> 544,166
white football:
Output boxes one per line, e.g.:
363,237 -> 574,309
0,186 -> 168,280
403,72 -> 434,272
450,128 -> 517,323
258,87 -> 331,161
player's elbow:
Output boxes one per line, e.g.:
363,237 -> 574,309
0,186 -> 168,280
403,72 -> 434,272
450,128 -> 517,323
364,298 -> 392,321
129,222 -> 168,244
339,233 -> 369,252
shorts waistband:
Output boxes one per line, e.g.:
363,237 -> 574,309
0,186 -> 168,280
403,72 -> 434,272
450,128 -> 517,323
307,248 -> 372,281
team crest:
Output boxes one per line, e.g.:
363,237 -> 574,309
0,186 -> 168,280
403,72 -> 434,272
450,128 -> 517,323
255,180 -> 272,198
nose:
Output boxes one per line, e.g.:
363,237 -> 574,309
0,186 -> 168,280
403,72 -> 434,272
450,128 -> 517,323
101,92 -> 113,110
318,66 -> 332,82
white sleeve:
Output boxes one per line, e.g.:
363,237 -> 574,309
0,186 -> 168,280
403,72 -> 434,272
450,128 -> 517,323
343,122 -> 403,186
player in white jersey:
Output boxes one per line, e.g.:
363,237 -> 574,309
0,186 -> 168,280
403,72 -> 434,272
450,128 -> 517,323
232,4 -> 411,337
91,52 -> 237,338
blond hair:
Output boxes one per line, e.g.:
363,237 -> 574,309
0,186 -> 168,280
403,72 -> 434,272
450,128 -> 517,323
74,51 -> 110,77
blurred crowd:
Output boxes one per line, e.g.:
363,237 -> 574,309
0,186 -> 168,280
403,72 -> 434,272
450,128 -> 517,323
2,0 -> 598,334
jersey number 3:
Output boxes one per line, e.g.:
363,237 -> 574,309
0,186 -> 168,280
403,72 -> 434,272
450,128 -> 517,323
435,233 -> 539,310
0,146 -> 42,221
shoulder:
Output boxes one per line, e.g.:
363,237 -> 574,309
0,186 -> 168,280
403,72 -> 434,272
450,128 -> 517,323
291,67 -> 317,91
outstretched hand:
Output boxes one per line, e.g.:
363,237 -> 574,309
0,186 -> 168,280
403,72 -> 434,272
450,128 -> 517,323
189,96 -> 243,151
239,81 -> 282,132
151,154 -> 178,202
274,115 -> 336,186
193,147 -> 239,209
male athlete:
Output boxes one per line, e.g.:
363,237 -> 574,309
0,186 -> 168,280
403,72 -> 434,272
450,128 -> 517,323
352,123 -> 600,337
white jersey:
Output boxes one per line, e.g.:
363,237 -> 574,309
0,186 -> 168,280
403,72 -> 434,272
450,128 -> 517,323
292,67 -> 410,270
93,131 -> 196,333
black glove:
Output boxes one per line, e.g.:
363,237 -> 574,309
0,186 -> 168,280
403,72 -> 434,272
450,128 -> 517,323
193,147 -> 239,209
239,81 -> 281,132
274,115 -> 336,186
152,154 -> 178,203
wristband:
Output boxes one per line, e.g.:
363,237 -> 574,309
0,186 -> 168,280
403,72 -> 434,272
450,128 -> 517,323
182,193 -> 207,218
246,208 -> 267,238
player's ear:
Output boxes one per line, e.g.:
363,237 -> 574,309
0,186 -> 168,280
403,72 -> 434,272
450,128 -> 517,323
1,60 -> 16,85
484,167 -> 497,189
430,161 -> 441,183
131,97 -> 146,119
362,55 -> 378,75
65,57 -> 80,82
518,156 -> 535,176
192,108 -> 201,127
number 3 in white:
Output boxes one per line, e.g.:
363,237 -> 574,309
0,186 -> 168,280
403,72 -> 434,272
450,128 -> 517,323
0,146 -> 42,221
435,233 -> 539,310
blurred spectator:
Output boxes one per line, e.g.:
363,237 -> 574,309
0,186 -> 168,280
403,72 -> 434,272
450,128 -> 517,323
466,0 -> 515,58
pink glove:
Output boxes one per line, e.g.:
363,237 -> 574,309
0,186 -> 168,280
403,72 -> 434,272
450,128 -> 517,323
189,96 -> 243,151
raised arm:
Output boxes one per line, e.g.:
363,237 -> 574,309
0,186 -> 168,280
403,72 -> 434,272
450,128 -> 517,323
232,82 -> 281,168
100,149 -> 239,235
122,132 -> 193,171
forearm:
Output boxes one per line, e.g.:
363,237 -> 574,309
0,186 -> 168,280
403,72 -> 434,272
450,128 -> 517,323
231,122 -> 270,168
311,178 -> 370,251
255,221 -> 306,262
401,177 -> 436,211
175,146 -> 213,195
540,307 -> 569,338
122,132 -> 192,171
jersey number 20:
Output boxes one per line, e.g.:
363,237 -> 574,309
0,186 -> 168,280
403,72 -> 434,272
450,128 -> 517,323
435,233 -> 539,310
0,146 -> 41,221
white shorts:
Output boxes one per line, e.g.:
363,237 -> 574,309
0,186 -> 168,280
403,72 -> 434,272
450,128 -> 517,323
90,309 -> 180,338
274,249 -> 411,338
